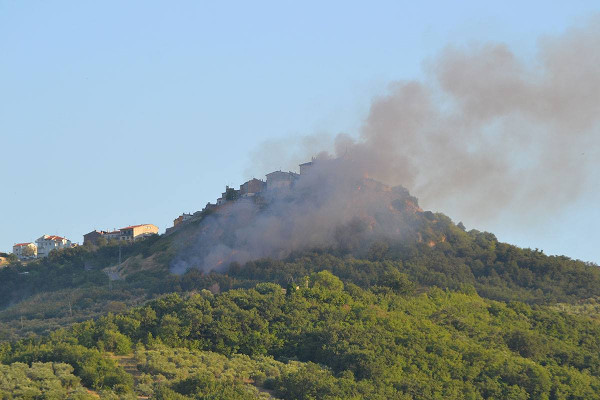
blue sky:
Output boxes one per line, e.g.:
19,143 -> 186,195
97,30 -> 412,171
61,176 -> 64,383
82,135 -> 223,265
1,1 -> 599,263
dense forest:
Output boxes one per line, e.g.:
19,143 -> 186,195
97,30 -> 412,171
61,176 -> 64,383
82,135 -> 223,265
1,206 -> 600,398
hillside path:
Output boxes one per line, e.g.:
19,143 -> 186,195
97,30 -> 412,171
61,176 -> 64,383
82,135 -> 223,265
110,353 -> 149,399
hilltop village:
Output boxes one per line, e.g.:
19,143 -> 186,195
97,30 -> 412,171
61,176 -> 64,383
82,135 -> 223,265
165,160 -> 314,234
8,161 -> 314,261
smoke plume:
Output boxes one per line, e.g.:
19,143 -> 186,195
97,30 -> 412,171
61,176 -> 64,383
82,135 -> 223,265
255,18 -> 600,222
173,18 -> 600,273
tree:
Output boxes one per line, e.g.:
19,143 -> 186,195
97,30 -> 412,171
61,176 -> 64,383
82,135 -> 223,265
22,245 -> 36,258
311,270 -> 344,292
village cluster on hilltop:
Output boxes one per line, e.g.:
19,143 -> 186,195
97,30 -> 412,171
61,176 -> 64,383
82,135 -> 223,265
9,161 -> 314,261
165,160 -> 314,234
214,161 -> 314,206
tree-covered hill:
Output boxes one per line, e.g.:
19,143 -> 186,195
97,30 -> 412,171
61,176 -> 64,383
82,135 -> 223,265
3,272 -> 600,398
1,203 -> 599,340
2,178 -> 600,397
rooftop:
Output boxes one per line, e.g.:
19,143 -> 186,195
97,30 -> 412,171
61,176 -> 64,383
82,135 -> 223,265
120,224 -> 156,230
42,235 -> 67,242
14,242 -> 34,247
266,170 -> 299,177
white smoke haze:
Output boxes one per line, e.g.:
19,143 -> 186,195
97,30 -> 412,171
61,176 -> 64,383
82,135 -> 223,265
173,18 -> 600,273
171,157 -> 423,273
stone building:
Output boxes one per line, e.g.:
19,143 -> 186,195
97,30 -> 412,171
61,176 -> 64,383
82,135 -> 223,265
118,224 -> 159,241
173,213 -> 193,227
239,178 -> 266,197
83,230 -> 107,246
217,186 -> 240,205
266,171 -> 299,190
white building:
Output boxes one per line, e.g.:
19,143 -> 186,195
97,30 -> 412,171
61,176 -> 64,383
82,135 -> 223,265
35,235 -> 72,258
12,242 -> 37,260
104,230 -> 122,242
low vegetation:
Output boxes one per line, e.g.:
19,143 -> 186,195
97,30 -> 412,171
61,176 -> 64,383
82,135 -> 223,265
0,361 -> 99,399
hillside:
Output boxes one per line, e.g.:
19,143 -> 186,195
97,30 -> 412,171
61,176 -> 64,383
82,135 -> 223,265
3,272 -> 600,399
1,173 -> 600,398
1,179 -> 598,339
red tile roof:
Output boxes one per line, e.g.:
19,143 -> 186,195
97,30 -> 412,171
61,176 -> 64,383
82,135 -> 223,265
14,242 -> 34,247
120,225 -> 142,230
45,235 -> 66,241
120,224 -> 155,230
